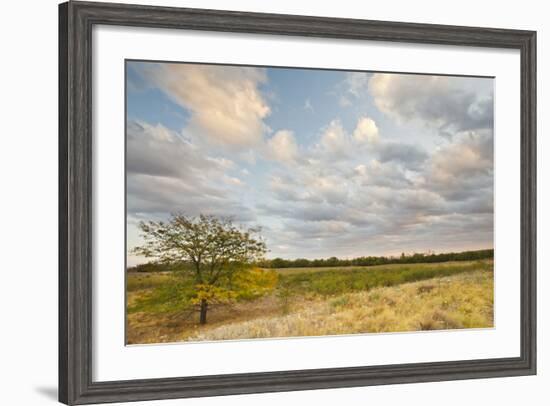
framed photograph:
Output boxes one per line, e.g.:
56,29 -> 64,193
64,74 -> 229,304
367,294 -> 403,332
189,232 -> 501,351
59,1 -> 536,404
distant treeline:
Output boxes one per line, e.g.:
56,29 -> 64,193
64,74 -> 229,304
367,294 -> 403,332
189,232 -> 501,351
261,249 -> 494,269
128,261 -> 185,273
128,249 -> 493,272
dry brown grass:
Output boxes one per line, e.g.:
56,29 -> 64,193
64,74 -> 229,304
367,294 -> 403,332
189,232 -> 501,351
188,268 -> 493,341
127,295 -> 285,344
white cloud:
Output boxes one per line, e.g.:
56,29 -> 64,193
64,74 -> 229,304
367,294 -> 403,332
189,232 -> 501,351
317,119 -> 350,159
267,130 -> 298,163
354,164 -> 368,176
353,117 -> 379,143
144,63 -> 271,147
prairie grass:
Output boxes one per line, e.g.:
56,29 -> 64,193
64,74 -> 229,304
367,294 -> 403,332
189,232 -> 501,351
126,272 -> 175,292
127,260 -> 493,343
189,268 -> 493,341
276,260 -> 491,296
271,260 -> 482,275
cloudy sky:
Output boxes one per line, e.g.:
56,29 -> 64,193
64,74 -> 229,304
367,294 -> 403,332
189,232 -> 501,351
126,61 -> 494,266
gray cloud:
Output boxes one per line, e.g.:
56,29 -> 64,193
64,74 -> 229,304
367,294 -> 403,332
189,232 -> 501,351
127,67 -> 494,262
126,120 -> 256,223
376,142 -> 429,168
426,130 -> 493,201
256,124 -> 493,258
127,121 -> 232,179
127,173 -> 256,222
369,74 -> 494,137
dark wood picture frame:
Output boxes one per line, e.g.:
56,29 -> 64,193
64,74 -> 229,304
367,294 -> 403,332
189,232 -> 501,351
59,1 -> 537,404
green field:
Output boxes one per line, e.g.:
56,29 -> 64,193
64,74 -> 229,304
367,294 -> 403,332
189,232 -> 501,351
126,259 -> 494,344
271,260 -> 486,275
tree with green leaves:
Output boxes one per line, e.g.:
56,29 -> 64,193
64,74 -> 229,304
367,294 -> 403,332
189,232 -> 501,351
133,214 -> 271,324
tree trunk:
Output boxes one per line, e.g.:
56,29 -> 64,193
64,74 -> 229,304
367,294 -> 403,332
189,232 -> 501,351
199,299 -> 208,325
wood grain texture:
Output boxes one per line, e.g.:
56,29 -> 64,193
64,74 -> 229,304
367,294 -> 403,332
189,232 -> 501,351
58,1 -> 537,404
58,3 -> 69,404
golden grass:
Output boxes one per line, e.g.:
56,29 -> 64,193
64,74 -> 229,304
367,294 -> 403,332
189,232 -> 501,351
127,261 -> 493,344
188,268 -> 493,341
